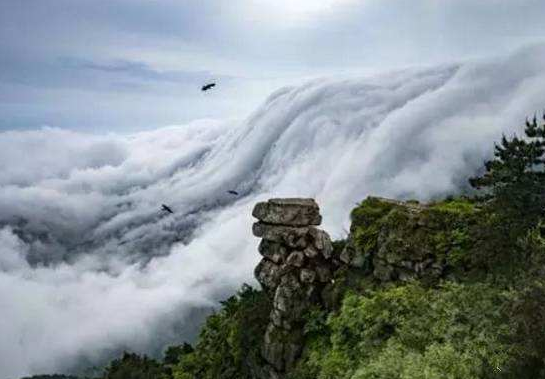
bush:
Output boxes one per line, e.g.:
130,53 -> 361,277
102,352 -> 165,379
172,284 -> 271,379
293,282 -> 517,379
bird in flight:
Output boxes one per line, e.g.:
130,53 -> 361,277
227,190 -> 239,196
161,204 -> 174,214
201,83 -> 216,92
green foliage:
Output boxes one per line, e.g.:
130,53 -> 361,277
351,197 -> 398,229
349,197 -> 398,267
470,115 -> 545,233
302,307 -> 329,337
293,282 -> 516,379
516,222 -> 545,275
332,239 -> 347,258
102,352 -> 166,379
163,343 -> 193,366
429,197 -> 477,215
172,284 -> 271,379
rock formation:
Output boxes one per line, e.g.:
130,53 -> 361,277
252,198 -> 334,379
251,196 -> 468,378
339,197 -> 475,283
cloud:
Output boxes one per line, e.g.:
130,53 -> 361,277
2,44 -> 545,378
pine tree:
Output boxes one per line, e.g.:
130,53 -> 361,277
470,114 -> 545,231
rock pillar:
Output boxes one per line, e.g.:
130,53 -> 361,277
252,198 -> 334,378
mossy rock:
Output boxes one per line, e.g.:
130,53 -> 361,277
348,197 -> 483,283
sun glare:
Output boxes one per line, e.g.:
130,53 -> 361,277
251,0 -> 357,22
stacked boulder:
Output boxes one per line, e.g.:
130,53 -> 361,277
252,198 -> 334,378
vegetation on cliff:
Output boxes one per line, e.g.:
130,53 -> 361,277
21,115 -> 545,378
172,285 -> 271,379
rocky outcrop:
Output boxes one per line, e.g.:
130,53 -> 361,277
252,198 -> 335,378
340,196 -> 480,283
252,198 -> 322,226
251,196 -> 480,378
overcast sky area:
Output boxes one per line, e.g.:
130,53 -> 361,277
2,0 -> 545,132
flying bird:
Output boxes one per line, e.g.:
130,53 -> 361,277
201,83 -> 216,92
161,204 -> 174,214
227,190 -> 239,196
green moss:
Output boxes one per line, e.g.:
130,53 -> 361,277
347,196 -> 487,281
429,198 -> 477,215
350,197 -> 399,261
350,197 -> 398,230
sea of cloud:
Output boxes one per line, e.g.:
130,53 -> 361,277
2,44 -> 545,378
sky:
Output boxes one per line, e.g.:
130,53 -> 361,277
2,0 -> 545,132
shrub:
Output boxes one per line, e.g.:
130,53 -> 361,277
294,282 -> 516,379
172,285 -> 271,379
102,352 -> 165,379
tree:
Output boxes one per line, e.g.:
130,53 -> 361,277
164,343 -> 194,366
171,285 -> 271,379
102,352 -> 166,379
470,114 -> 545,232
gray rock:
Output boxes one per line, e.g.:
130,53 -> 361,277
273,277 -> 300,313
253,222 -> 309,249
283,342 -> 302,371
262,324 -> 304,373
259,240 -> 288,264
255,364 -> 283,379
373,259 -> 395,281
273,275 -> 309,320
270,308 -> 283,327
286,251 -> 305,267
309,228 -> 333,258
300,268 -> 316,283
252,198 -> 338,378
305,284 -> 319,301
339,244 -> 352,264
271,308 -> 294,330
350,253 -> 365,268
253,198 -> 322,226
262,324 -> 285,371
340,240 -> 365,268
255,259 -> 283,289
315,265 -> 332,283
303,245 -> 320,258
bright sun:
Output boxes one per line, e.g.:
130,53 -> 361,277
273,0 -> 354,14
251,0 -> 357,22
